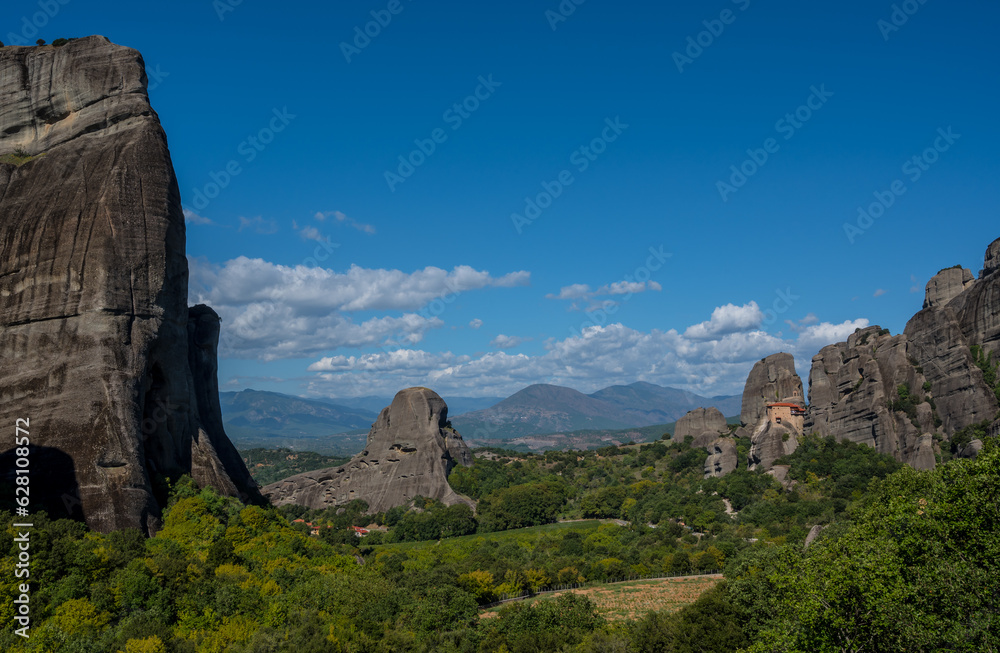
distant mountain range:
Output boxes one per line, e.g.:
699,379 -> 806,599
222,382 -> 740,453
450,382 -> 741,440
220,390 -> 377,455
315,394 -> 505,418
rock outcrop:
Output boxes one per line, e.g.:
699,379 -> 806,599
804,239 -> 1000,467
805,327 -> 933,465
703,438 -> 738,478
741,353 -> 803,428
739,354 -> 804,470
748,421 -> 799,470
263,388 -> 474,513
674,407 -> 728,448
923,267 -> 975,309
0,37 -> 260,534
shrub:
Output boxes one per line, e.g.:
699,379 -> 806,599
52,38 -> 69,47
36,39 -> 46,46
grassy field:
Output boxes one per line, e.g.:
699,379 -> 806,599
480,575 -> 722,622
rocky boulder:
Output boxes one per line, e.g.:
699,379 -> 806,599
804,238 -> 1000,468
805,326 -> 935,465
703,438 -> 738,478
263,388 -> 474,513
955,237 -> 1000,357
982,237 -> 1000,279
0,37 -> 260,534
748,421 -> 798,470
923,267 -> 975,309
741,353 -> 803,428
674,407 -> 728,448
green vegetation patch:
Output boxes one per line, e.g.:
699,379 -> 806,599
240,447 -> 349,485
0,148 -> 42,167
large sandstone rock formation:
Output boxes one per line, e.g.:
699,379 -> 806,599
674,407 -> 728,448
703,438 -> 738,478
741,353 -> 803,427
740,354 -> 804,470
263,388 -> 474,512
805,239 -> 1000,467
748,421 -> 799,470
0,37 -> 260,534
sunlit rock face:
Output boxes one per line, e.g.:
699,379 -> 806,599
263,387 -> 474,513
0,37 -> 260,534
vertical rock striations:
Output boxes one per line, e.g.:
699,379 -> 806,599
0,37 -> 260,534
673,407 -> 728,448
740,353 -> 803,428
263,387 -> 474,513
740,354 -> 804,470
804,239 -> 1000,467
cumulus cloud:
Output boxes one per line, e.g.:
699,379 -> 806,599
683,302 -> 764,340
793,319 -> 869,355
315,210 -> 376,235
190,256 -> 530,360
302,305 -> 871,399
469,319 -> 484,329
238,216 -> 278,234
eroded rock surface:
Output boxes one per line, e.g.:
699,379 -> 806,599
741,353 -> 803,428
703,438 -> 738,478
0,37 -> 260,534
263,388 -> 474,513
674,407 -> 728,448
924,267 -> 975,309
749,422 -> 798,470
803,239 -> 1000,468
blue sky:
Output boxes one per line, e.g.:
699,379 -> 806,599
6,0 -> 998,399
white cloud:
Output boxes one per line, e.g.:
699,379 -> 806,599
238,216 -> 278,234
874,288 -> 887,297
469,319 -> 484,329
491,334 -> 530,349
183,209 -> 214,226
546,284 -> 592,300
546,280 -> 662,309
293,221 -> 327,243
302,304 -> 870,399
793,319 -> 869,355
683,302 -> 764,340
190,257 -> 530,360
594,281 -> 648,296
315,210 -> 377,235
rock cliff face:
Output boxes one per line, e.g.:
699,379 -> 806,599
739,354 -> 804,470
674,407 -> 728,448
805,327 -> 933,465
0,37 -> 260,534
748,421 -> 799,470
741,353 -> 803,428
263,388 -> 474,513
804,239 -> 1000,467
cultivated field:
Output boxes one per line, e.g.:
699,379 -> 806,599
481,574 -> 722,622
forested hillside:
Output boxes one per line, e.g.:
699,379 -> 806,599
1,437 -> 996,651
